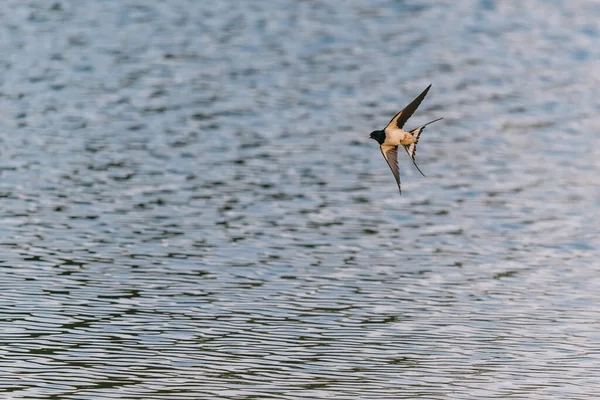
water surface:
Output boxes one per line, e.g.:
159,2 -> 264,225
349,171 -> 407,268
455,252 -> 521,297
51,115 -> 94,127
0,0 -> 599,398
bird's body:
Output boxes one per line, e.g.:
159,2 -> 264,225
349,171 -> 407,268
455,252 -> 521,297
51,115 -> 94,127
382,127 -> 417,147
369,84 -> 442,194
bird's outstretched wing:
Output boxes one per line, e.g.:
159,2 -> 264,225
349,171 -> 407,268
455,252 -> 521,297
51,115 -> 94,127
385,84 -> 432,130
380,145 -> 401,194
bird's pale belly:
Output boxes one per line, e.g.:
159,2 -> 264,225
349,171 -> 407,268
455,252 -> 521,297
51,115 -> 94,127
384,128 -> 415,146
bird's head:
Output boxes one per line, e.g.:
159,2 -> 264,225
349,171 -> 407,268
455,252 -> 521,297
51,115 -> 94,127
369,130 -> 384,144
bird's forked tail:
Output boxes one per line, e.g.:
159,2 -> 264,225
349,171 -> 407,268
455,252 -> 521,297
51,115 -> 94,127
404,117 -> 443,177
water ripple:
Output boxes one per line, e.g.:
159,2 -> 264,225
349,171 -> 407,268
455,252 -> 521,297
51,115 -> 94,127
0,0 -> 599,398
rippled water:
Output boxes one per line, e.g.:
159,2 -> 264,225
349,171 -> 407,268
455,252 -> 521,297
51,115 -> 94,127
1,0 -> 599,398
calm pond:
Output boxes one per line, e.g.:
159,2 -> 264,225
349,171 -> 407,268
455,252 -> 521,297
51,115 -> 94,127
0,0 -> 599,398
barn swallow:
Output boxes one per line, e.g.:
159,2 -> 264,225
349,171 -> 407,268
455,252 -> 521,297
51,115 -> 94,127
369,84 -> 442,193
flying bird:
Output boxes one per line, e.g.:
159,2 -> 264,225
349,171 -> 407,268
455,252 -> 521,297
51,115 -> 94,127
369,84 -> 442,194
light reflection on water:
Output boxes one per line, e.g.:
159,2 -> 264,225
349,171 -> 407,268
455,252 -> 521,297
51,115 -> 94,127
0,0 -> 599,398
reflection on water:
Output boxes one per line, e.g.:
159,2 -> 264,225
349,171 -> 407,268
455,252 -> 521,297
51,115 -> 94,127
0,0 -> 599,398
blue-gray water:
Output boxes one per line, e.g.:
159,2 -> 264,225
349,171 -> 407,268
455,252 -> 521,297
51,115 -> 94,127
1,1 -> 599,398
